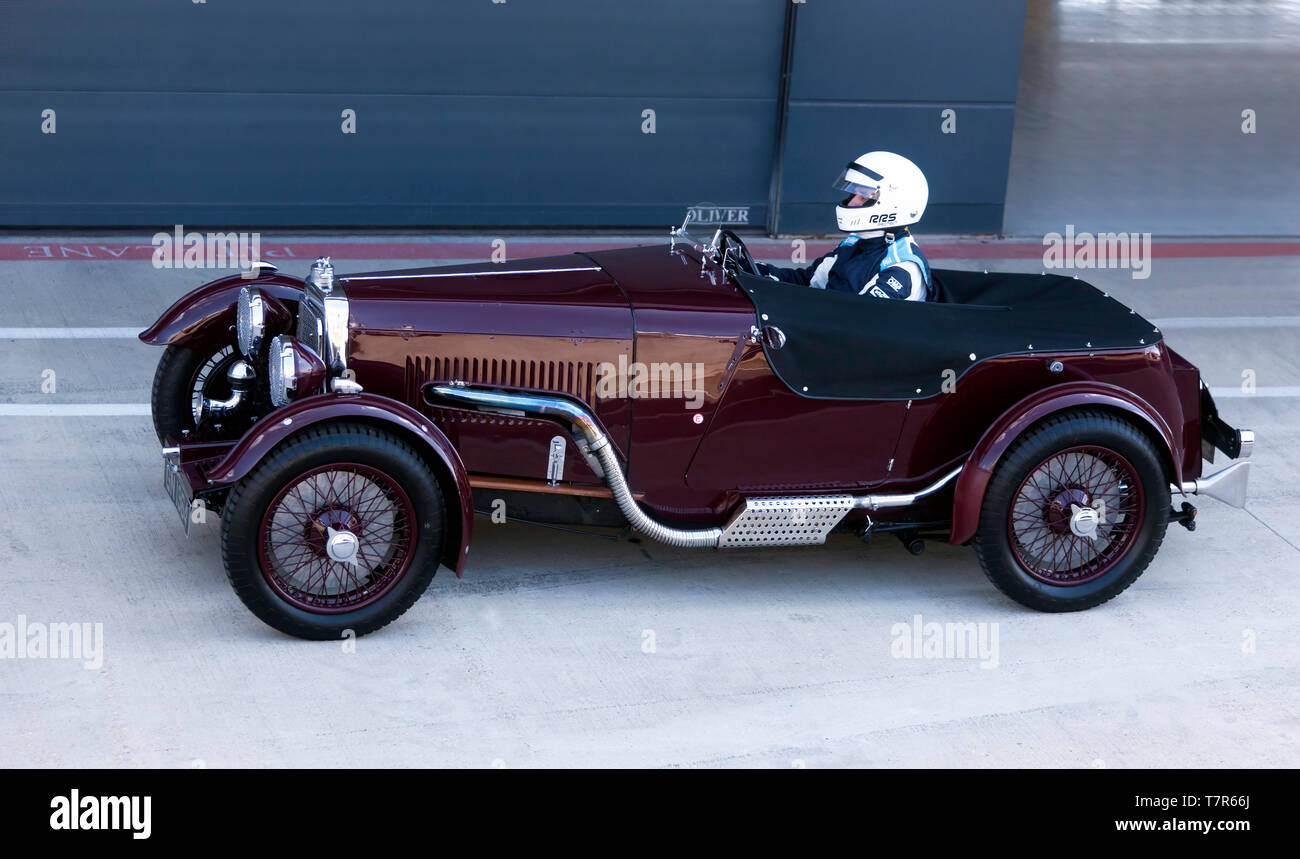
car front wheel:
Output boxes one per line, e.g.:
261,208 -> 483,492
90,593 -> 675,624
973,409 -> 1170,611
221,422 -> 445,640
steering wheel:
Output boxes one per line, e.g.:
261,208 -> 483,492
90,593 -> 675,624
716,229 -> 760,277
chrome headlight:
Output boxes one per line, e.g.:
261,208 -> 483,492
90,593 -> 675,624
268,334 -> 327,408
236,286 -> 265,357
268,335 -> 294,407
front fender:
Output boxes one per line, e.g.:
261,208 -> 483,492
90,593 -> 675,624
949,382 -> 1182,545
138,271 -> 303,349
206,393 -> 474,576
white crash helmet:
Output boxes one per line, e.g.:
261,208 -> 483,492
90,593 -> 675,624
833,151 -> 929,233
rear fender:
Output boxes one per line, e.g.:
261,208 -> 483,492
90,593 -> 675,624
138,271 -> 303,350
206,393 -> 474,576
949,382 -> 1182,545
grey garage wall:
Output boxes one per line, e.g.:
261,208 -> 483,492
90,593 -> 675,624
0,0 -> 1024,234
774,0 -> 1028,235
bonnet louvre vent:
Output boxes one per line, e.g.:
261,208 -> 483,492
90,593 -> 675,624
407,356 -> 598,404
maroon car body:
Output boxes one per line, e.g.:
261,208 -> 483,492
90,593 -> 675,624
141,237 -> 1253,639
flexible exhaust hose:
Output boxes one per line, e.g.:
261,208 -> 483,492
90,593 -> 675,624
587,436 -> 723,548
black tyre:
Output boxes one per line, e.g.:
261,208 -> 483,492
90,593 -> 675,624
973,409 -> 1169,612
150,343 -> 242,443
221,422 -> 446,640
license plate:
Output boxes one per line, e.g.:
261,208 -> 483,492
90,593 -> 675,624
163,453 -> 193,536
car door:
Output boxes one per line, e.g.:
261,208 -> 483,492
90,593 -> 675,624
685,344 -> 910,494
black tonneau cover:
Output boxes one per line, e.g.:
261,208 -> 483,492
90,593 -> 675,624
736,268 -> 1160,400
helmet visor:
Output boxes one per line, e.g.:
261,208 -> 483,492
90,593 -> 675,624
833,161 -> 883,204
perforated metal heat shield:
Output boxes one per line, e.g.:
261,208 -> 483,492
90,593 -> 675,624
718,495 -> 857,548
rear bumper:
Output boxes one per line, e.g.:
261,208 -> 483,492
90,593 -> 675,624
1200,382 -> 1253,461
1173,384 -> 1253,508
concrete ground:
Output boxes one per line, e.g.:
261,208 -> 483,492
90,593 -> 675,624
0,233 -> 1296,768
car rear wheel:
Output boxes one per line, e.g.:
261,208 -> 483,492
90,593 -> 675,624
221,422 -> 445,640
973,409 -> 1169,611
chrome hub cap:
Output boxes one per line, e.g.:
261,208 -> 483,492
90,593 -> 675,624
1068,503 -> 1100,540
325,527 -> 360,565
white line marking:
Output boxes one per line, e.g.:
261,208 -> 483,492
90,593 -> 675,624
1154,316 -> 1300,329
0,404 -> 151,416
1209,386 -> 1300,399
0,327 -> 141,339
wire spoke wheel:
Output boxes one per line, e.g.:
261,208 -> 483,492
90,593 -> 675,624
257,462 -> 417,613
1007,444 -> 1145,585
223,423 -> 445,639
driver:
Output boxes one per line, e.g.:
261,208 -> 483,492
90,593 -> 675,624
758,151 -> 932,301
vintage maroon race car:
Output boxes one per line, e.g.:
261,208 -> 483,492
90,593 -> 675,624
141,228 -> 1253,639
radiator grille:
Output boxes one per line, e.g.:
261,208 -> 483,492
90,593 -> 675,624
296,295 -> 324,357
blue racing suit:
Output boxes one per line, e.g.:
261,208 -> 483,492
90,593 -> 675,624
757,230 -> 932,301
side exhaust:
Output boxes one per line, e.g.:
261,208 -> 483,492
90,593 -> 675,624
855,466 -> 964,511
429,385 -> 722,547
427,385 -> 961,549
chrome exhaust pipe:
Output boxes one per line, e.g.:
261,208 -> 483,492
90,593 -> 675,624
429,385 -> 722,548
1173,460 -> 1251,509
854,466 -> 963,511
196,360 -> 256,424
427,385 -> 961,549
